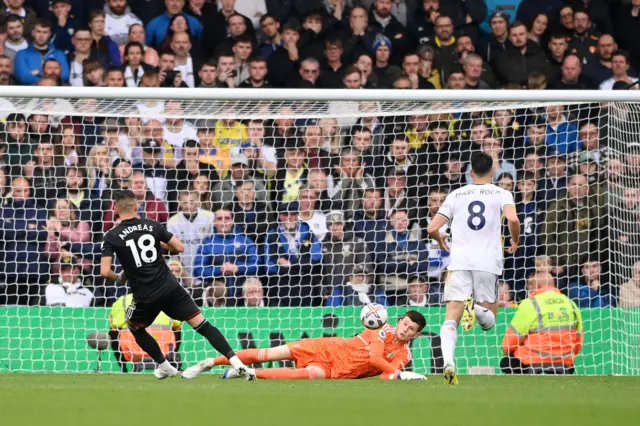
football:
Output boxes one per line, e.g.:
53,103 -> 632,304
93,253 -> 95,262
360,304 -> 388,329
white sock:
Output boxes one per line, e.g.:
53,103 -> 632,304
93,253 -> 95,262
440,320 -> 458,367
474,305 -> 496,330
228,355 -> 245,371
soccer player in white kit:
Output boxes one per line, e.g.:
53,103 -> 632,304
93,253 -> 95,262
427,152 -> 520,384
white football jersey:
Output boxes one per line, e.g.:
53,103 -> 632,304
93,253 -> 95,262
437,184 -> 514,275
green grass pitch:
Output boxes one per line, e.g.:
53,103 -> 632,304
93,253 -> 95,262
1,374 -> 639,426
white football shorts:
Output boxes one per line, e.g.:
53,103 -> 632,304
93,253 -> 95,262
443,270 -> 499,303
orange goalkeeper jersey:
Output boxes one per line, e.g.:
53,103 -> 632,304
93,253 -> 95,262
287,324 -> 411,379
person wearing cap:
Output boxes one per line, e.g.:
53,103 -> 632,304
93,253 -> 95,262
50,0 -> 81,54
45,256 -> 93,307
480,10 -> 509,67
193,205 -> 259,302
213,152 -> 268,209
321,209 -> 373,304
264,201 -> 323,307
372,34 -> 401,88
139,139 -> 168,202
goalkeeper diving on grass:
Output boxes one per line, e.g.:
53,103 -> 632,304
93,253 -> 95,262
182,310 -> 427,380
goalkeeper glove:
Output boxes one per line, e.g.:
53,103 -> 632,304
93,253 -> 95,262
399,371 -> 427,380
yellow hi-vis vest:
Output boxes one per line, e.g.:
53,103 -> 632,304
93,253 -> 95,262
109,294 -> 182,330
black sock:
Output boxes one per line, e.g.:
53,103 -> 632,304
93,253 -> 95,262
128,327 -> 167,364
193,320 -> 236,359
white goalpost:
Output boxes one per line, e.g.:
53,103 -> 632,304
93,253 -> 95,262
0,87 -> 638,375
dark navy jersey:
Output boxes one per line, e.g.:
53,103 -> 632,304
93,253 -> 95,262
102,217 -> 175,300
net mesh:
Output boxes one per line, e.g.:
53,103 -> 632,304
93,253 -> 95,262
0,95 -> 636,375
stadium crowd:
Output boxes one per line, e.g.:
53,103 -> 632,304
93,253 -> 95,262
0,0 -> 640,310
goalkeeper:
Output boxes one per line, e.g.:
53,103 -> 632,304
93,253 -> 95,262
183,311 -> 427,380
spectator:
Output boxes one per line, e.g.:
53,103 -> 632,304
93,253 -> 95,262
105,66 -> 125,87
509,173 -> 545,299
599,50 -> 638,90
119,23 -> 159,67
374,207 -> 429,303
321,210 -> 372,301
41,58 -> 65,86
494,21 -> 551,87
462,53 -> 492,89
544,174 -> 602,277
68,28 -> 101,87
258,14 -> 281,60
274,138 -> 307,206
31,140 -> 66,204
239,56 -> 271,88
14,20 -> 69,85
232,179 -> 273,246
50,0 -> 79,54
557,5 -> 575,36
192,205 -> 259,300
353,187 -> 388,244
3,113 -> 31,175
213,153 -> 268,208
196,59 -> 218,88
547,33 -> 569,79
619,261 -> 640,308
465,137 -> 517,184
0,177 -> 48,305
104,0 -> 143,46
167,190 -> 214,278
202,280 -> 228,307
396,275 -> 442,307
298,185 -> 328,242
339,6 -> 375,64
45,257 -> 93,307
88,11 -> 122,68
57,166 -> 101,227
497,280 -> 517,308
566,8 -> 599,66
241,277 -> 265,307
317,37 -> 346,88
103,170 -> 168,231
544,105 -> 580,155
482,10 -> 509,67
266,23 -> 299,88
138,139 -> 168,201
402,51 -> 435,89
568,258 -> 615,308
528,13 -> 549,46
330,148 -> 375,219
549,54 -> 597,89
44,198 -> 92,274
163,101 -> 198,163
613,0 -> 640,71
367,0 -> 408,62
538,154 -> 568,203
407,0 -> 438,46
213,13 -> 256,60
371,35 -> 400,89
85,144 -> 111,198
501,271 -> 583,375
191,173 -> 214,211
3,14 -> 27,61
122,41 -> 154,87
429,153 -> 465,191
146,0 -> 202,49
264,201 -> 323,307
582,34 -> 624,86
0,0 -> 37,36
446,64 -> 466,89
423,187 -> 451,279
431,15 -> 457,85
576,121 -> 604,164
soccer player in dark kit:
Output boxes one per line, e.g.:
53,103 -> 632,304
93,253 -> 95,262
100,190 -> 256,380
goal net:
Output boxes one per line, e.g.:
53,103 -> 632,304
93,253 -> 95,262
0,87 -> 638,376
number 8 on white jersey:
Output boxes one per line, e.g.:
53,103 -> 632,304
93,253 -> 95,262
436,183 -> 515,275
